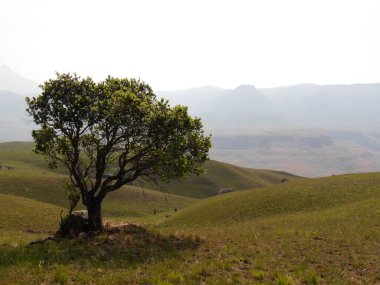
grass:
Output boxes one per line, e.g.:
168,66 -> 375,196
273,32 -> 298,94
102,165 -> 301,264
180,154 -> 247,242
0,194 -> 63,244
157,173 -> 380,284
163,172 -> 380,227
147,160 -> 299,198
1,142 -> 380,283
0,142 -> 198,223
0,225 -> 201,285
2,197 -> 379,284
166,197 -> 380,284
0,141 -> 299,199
1,173 -> 379,283
0,140 -> 295,225
0,141 -> 60,171
0,169 -> 197,225
103,186 -> 198,223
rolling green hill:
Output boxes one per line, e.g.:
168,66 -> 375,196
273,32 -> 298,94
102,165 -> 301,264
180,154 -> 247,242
0,193 -> 63,244
1,142 -> 380,283
0,141 -> 51,170
158,172 -> 380,284
0,141 -> 298,199
164,172 -> 380,227
0,193 -> 62,232
148,160 -> 298,198
0,143 -> 197,225
0,168 -> 197,224
1,171 -> 379,283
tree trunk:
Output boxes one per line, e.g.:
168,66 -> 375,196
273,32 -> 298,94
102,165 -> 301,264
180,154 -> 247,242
87,200 -> 103,232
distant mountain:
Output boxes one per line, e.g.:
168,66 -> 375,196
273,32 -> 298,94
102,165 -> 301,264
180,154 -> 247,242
157,83 -> 380,176
260,83 -> 380,129
0,65 -> 39,94
0,90 -> 27,120
158,83 -> 380,132
158,85 -> 282,131
210,129 -> 380,177
158,85 -> 223,108
0,90 -> 33,142
2,76 -> 380,176
198,85 -> 277,127
0,66 -> 41,141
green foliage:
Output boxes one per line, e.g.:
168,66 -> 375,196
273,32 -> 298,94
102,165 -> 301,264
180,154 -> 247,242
63,182 -> 80,214
26,73 -> 211,229
0,158 -> 197,227
26,73 -> 210,184
0,142 -> 296,199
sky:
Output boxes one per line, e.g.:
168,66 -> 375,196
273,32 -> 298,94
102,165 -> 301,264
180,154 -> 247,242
1,0 -> 380,91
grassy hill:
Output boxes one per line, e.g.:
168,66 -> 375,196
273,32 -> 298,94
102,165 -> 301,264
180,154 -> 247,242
3,141 -> 379,283
0,193 -> 63,244
158,173 -> 380,284
163,172 -> 380,227
0,142 -> 198,226
0,141 -> 51,170
0,142 -> 379,283
0,172 -> 379,284
148,160 -> 298,198
0,193 -> 62,231
103,187 -> 197,223
0,141 -> 298,199
0,168 -> 197,224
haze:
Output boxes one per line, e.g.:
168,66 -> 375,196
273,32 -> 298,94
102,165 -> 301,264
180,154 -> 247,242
1,0 -> 380,90
2,0 -> 380,177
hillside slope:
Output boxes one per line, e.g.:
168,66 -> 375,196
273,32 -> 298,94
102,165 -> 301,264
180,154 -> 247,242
164,172 -> 380,227
0,193 -> 63,244
0,142 -> 298,199
159,172 -> 380,284
1,147 -> 379,283
0,193 -> 62,232
149,160 -> 298,198
0,168 -> 197,223
0,143 -> 197,222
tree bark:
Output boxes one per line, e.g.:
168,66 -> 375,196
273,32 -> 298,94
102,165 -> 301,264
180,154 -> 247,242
87,200 -> 103,232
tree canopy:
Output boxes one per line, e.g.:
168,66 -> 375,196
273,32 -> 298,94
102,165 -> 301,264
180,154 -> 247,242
26,73 -> 211,231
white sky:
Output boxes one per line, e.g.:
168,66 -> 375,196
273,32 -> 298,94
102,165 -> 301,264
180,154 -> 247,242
1,0 -> 380,91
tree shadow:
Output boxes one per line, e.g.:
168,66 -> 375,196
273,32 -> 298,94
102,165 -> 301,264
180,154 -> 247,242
0,224 -> 201,268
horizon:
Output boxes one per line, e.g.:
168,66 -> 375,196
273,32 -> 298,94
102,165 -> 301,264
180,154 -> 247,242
2,63 -> 380,94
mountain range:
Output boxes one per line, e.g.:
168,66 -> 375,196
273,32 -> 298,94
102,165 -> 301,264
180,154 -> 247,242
0,65 -> 39,94
1,66 -> 380,176
158,83 -> 380,132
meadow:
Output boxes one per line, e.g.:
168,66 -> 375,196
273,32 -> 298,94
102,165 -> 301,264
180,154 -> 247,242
0,142 -> 379,284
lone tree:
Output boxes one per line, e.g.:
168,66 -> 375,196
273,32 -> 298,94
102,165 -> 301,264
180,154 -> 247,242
26,73 -> 211,231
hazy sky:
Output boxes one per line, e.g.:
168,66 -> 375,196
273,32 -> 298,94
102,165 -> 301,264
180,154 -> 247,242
1,0 -> 379,90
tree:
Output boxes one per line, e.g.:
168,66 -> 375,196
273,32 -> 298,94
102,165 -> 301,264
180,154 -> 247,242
26,73 -> 211,232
